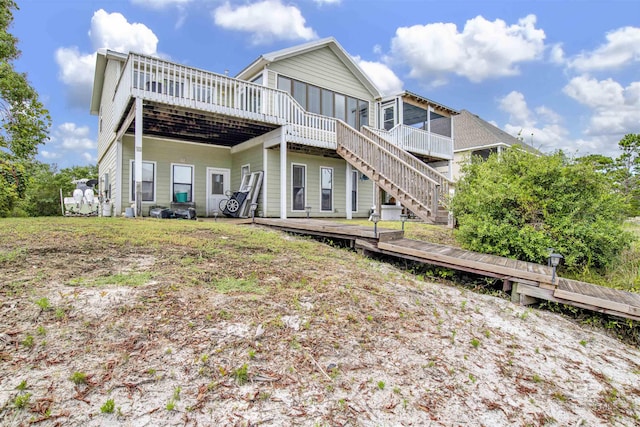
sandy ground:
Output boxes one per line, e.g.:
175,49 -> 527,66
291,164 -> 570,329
1,225 -> 639,426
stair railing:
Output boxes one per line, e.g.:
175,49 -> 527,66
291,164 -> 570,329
337,121 -> 439,219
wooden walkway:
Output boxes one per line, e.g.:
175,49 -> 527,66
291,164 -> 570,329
254,218 -> 640,322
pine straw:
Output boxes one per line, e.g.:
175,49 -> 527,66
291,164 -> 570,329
0,218 -> 639,426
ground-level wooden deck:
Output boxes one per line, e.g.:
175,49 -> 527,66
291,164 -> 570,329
253,218 -> 640,322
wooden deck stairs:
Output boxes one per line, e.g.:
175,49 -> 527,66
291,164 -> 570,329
253,218 -> 640,322
336,121 -> 445,224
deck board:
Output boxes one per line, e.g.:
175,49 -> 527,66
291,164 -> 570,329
254,219 -> 640,321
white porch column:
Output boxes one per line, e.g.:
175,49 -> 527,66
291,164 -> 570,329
346,163 -> 353,220
262,147 -> 268,217
115,137 -> 123,216
280,126 -> 287,219
134,97 -> 143,217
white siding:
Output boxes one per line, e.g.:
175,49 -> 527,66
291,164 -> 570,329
97,59 -> 123,161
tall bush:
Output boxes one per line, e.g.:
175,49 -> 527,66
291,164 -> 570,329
451,148 -> 632,272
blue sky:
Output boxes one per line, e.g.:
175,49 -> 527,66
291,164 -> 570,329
12,0 -> 640,168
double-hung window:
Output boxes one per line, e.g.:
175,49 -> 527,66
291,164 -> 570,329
130,161 -> 155,202
351,170 -> 358,212
172,164 -> 193,203
292,164 -> 306,211
321,167 -> 333,212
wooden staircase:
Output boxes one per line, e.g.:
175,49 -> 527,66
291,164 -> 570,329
336,121 -> 444,223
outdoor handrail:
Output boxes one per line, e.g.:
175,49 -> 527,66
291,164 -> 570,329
113,52 -> 336,149
367,124 -> 454,160
337,121 -> 439,216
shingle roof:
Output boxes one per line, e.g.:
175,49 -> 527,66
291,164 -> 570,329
453,109 -> 538,153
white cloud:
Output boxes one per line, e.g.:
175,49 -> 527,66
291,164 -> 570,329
55,9 -> 159,109
563,75 -> 625,108
40,150 -> 61,160
549,43 -> 565,65
213,0 -> 317,45
562,75 -> 640,138
498,91 -> 570,153
41,123 -> 97,165
130,0 -> 192,9
56,123 -> 96,151
499,91 -> 533,126
353,56 -> 403,96
82,152 -> 98,163
389,14 -> 546,85
568,26 -> 640,72
313,0 -> 341,4
88,9 -> 158,54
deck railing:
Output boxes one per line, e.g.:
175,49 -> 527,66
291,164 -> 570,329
362,126 -> 451,200
113,53 -> 336,149
337,121 -> 439,217
367,124 -> 453,160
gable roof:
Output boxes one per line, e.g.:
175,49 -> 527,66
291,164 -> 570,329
236,37 -> 381,99
90,49 -> 128,115
453,109 -> 538,153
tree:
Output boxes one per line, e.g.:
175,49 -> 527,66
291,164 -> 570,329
16,163 -> 98,217
451,147 -> 632,272
0,0 -> 51,216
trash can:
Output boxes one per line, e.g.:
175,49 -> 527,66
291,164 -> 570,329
175,192 -> 188,203
102,202 -> 112,217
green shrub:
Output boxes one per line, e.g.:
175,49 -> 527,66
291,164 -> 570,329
451,148 -> 632,272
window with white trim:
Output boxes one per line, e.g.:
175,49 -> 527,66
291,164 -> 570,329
351,170 -> 358,212
292,164 -> 306,211
172,164 -> 194,203
321,167 -> 333,211
130,160 -> 156,202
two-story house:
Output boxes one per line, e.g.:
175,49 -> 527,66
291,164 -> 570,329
90,37 -> 456,222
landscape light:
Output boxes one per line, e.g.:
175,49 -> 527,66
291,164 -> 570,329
371,212 -> 380,238
400,213 -> 408,231
548,253 -> 563,284
305,205 -> 312,219
250,203 -> 258,223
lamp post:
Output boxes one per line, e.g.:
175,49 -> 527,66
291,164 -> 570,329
305,205 -> 312,219
250,203 -> 258,224
548,253 -> 563,284
370,212 -> 380,238
400,213 -> 408,231
213,210 -> 219,222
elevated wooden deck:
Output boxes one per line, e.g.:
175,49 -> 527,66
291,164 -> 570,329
254,218 -> 640,322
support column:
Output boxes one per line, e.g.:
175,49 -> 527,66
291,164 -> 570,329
280,127 -> 287,219
346,163 -> 353,220
113,137 -> 122,216
134,97 -> 143,217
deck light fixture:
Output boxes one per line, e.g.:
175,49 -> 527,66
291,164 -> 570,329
400,214 -> 408,231
371,212 -> 380,238
250,203 -> 258,223
305,205 -> 312,219
548,253 -> 563,284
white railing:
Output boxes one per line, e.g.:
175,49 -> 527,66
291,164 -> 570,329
113,53 -> 336,149
367,124 -> 453,160
337,121 -> 439,219
362,126 -> 451,199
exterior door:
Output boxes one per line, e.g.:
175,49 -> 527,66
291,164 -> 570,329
381,102 -> 396,130
206,168 -> 230,216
